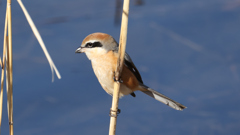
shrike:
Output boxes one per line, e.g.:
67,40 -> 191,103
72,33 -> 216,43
75,32 -> 186,110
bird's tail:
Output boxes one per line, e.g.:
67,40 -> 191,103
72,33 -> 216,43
139,84 -> 186,111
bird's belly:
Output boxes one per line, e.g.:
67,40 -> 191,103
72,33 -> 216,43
93,65 -> 132,97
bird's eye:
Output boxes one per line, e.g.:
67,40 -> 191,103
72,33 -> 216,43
86,43 -> 93,47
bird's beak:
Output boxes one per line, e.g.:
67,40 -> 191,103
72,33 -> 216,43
75,47 -> 83,53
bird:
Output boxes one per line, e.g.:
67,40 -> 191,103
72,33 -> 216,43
75,32 -> 186,111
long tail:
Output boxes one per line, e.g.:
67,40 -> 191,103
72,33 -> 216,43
139,84 -> 186,111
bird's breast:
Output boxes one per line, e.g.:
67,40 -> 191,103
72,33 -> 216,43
91,51 -> 117,95
90,51 -> 137,97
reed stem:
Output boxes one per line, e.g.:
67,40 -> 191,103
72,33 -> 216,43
6,0 -> 14,134
109,0 -> 130,135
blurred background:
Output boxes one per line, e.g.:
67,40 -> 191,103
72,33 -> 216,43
0,0 -> 240,134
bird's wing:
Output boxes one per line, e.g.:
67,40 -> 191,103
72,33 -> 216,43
124,54 -> 186,110
124,53 -> 143,83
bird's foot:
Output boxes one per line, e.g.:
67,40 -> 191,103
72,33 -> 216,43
113,72 -> 123,83
109,108 -> 121,117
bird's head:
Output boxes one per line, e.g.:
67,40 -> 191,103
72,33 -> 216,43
75,32 -> 118,60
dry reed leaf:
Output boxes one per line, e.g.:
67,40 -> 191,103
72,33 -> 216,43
0,7 -> 8,131
17,0 -> 61,82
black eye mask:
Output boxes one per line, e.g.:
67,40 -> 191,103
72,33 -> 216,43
85,42 -> 103,48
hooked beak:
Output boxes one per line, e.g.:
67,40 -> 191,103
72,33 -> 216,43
75,47 -> 83,53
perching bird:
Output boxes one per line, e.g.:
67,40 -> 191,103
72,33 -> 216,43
75,32 -> 186,111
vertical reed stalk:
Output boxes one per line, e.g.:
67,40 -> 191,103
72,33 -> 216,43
109,0 -> 130,135
6,0 -> 14,135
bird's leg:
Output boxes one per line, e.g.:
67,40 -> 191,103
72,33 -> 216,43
113,71 -> 123,83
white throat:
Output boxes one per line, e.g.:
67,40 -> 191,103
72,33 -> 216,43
85,47 -> 108,60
